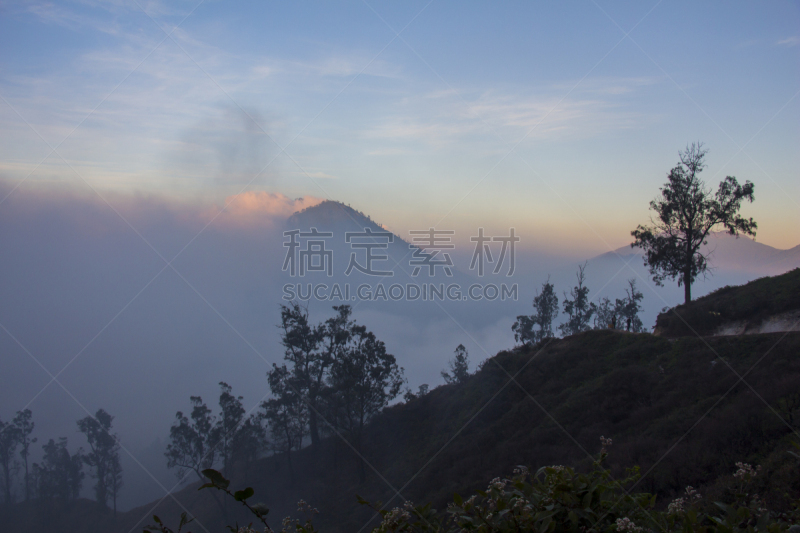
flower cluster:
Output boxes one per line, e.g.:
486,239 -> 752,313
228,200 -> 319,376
488,477 -> 507,492
733,462 -> 761,479
296,500 -> 319,515
684,485 -> 701,501
667,486 -> 702,516
615,517 -> 643,532
600,435 -> 613,453
667,497 -> 684,516
374,502 -> 414,532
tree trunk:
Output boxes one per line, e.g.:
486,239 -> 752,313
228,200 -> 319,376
2,462 -> 10,505
684,269 -> 692,304
23,458 -> 29,501
308,407 -> 319,451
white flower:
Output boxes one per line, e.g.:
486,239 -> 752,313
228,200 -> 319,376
615,517 -> 642,532
733,462 -> 761,479
667,497 -> 684,515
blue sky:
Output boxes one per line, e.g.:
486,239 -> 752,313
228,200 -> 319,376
1,0 -> 798,252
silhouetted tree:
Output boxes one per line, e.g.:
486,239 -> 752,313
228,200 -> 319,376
632,143 -> 756,304
0,417 -> 19,505
326,323 -> 404,482
33,438 -> 83,502
278,302 -> 330,453
13,409 -> 36,501
77,409 -> 120,509
165,396 -> 218,481
616,279 -> 645,332
106,452 -> 123,516
559,263 -> 596,336
593,279 -> 645,332
215,382 -> 245,476
594,297 -> 616,330
262,364 -> 307,476
404,384 -> 430,402
513,278 -> 559,345
441,344 -> 470,385
167,385 -> 265,486
233,413 -> 267,472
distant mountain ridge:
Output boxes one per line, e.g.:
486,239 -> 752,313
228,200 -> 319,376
594,232 -> 800,276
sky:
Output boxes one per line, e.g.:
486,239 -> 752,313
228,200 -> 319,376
1,0 -> 798,253
0,0 -> 799,511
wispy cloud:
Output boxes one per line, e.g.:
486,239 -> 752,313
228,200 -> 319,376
363,79 -> 656,150
776,36 -> 800,47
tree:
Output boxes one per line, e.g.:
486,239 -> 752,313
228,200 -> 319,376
165,396 -> 219,482
513,278 -> 559,345
632,143 -> 756,304
616,279 -> 645,332
33,438 -> 83,502
0,417 -> 20,505
77,409 -> 120,509
441,344 -> 470,385
215,382 -> 245,476
593,297 -> 616,330
326,323 -> 405,482
13,409 -> 36,501
558,263 -> 597,337
593,279 -> 645,332
404,384 -> 430,402
262,364 -> 308,476
278,302 -> 331,453
166,386 -> 265,484
106,453 -> 123,516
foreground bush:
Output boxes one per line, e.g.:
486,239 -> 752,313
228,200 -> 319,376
145,440 -> 798,533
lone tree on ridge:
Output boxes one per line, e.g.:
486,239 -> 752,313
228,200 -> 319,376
631,143 -> 756,304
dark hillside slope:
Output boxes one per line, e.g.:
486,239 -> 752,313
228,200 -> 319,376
655,267 -> 800,337
37,330 -> 796,533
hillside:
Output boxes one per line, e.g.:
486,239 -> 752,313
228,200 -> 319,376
8,329 -> 799,532
654,268 -> 800,338
5,268 -> 800,532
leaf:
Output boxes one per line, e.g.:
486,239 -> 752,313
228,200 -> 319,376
234,487 -> 255,501
582,491 -> 592,509
453,492 -> 463,506
201,468 -> 230,489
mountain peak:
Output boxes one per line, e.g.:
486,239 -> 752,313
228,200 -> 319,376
287,200 -> 374,228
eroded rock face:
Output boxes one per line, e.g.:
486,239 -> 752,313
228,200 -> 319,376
713,310 -> 800,336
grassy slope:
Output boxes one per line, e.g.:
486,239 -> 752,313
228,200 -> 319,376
60,330 -> 798,533
6,308 -> 800,531
655,267 -> 800,337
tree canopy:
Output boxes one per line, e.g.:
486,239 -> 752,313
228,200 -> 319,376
632,143 -> 756,304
